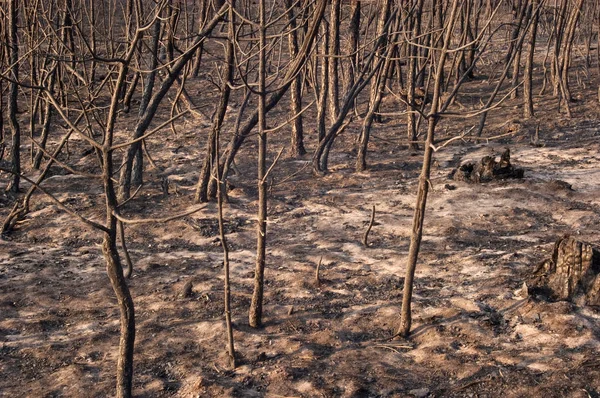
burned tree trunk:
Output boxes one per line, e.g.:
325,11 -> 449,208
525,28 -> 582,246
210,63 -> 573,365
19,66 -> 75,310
6,0 -> 21,193
531,236 -> 600,306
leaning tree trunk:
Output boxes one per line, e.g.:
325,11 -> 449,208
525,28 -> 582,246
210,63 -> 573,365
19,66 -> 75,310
398,0 -> 459,338
118,4 -> 228,200
356,22 -> 396,172
6,0 -> 21,193
194,1 -> 234,203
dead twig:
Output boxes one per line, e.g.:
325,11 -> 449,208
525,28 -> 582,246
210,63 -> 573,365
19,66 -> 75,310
113,205 -> 206,225
362,204 -> 376,247
315,256 -> 323,286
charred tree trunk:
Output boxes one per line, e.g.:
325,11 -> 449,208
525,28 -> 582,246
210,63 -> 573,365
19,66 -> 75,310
523,0 -> 539,118
398,0 -> 459,338
356,15 -> 396,171
195,2 -> 234,203
104,60 -> 137,398
559,0 -> 585,108
6,0 -> 21,193
33,67 -> 57,170
285,0 -> 306,157
249,0 -> 268,329
215,0 -> 328,188
328,0 -> 341,122
407,0 -> 425,151
118,4 -> 228,200
317,22 -> 329,142
346,1 -> 361,95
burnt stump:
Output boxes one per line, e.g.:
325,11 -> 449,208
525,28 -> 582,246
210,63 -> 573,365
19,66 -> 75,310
453,148 -> 524,183
530,235 -> 600,306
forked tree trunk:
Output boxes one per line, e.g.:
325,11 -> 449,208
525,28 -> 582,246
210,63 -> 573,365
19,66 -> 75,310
195,1 -> 234,203
559,0 -> 585,107
200,0 -> 328,199
118,4 -> 228,200
104,58 -> 138,398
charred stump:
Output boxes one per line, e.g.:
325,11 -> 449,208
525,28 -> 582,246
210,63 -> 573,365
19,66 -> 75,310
453,148 -> 524,183
529,235 -> 600,306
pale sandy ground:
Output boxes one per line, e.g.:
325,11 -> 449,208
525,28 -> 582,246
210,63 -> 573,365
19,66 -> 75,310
2,91 -> 600,398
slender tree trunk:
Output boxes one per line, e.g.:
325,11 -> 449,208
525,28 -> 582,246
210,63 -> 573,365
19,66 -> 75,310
216,0 -> 328,187
346,1 -> 361,94
195,2 -> 234,203
560,0 -> 585,106
317,22 -> 329,142
249,0 -> 268,329
398,0 -> 459,338
407,0 -> 425,151
476,1 -> 533,136
33,67 -> 58,169
104,59 -> 138,398
354,0 -> 393,170
285,0 -> 306,157
7,0 -> 21,193
118,4 -> 228,200
510,1 -> 531,99
328,0 -> 341,122
215,91 -> 236,368
103,222 -> 135,398
523,0 -> 539,118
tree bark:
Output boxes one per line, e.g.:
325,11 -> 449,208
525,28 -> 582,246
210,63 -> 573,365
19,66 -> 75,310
328,0 -> 341,122
398,0 -> 459,338
7,0 -> 21,193
249,0 -> 268,329
195,2 -> 234,203
118,4 -> 228,200
523,0 -> 539,118
285,0 -> 306,157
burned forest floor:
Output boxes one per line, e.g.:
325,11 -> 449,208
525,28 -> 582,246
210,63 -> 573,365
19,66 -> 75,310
2,76 -> 600,398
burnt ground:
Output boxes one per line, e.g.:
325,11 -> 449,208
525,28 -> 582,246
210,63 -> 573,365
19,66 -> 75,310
2,63 -> 600,398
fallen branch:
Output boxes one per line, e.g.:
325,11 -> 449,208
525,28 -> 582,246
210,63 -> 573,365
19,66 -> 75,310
362,205 -> 376,247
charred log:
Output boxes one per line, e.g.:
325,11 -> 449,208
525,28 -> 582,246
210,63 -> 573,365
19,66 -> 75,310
453,149 -> 524,183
